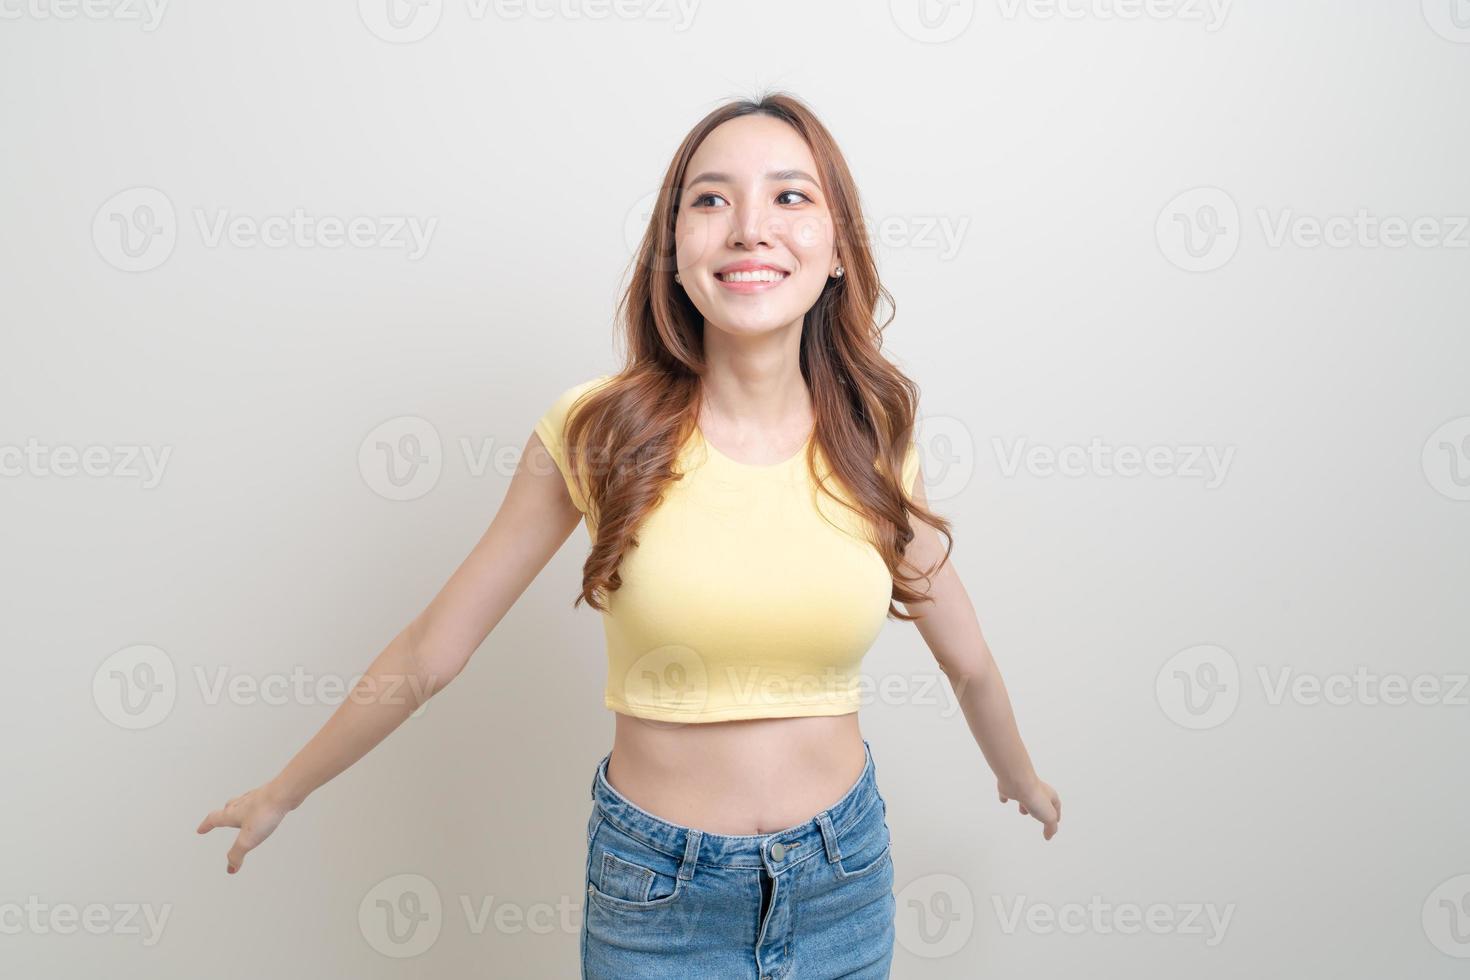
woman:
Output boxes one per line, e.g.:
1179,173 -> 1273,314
196,92 -> 1060,978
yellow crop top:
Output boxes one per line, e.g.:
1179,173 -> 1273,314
533,374 -> 921,723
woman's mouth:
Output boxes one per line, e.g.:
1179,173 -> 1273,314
714,269 -> 790,292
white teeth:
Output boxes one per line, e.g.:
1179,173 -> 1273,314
717,269 -> 788,283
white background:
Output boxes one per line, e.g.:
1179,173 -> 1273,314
2,1 -> 1468,976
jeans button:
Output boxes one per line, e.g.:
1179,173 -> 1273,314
770,842 -> 785,861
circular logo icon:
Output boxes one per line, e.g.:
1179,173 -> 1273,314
1423,0 -> 1470,43
359,416 -> 443,501
889,0 -> 976,43
914,414 -> 974,502
895,872 -> 976,958
618,645 -> 709,727
358,0 -> 443,43
624,186 -> 704,276
1156,186 -> 1240,272
1422,873 -> 1470,957
359,873 -> 442,957
1422,416 -> 1470,501
1156,643 -> 1239,730
623,188 -> 661,262
93,643 -> 177,730
93,187 -> 177,272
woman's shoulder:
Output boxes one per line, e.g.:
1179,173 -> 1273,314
541,372 -> 616,421
572,371 -> 617,394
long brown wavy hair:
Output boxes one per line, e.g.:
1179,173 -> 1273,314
560,91 -> 953,621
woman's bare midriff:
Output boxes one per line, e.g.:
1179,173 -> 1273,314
606,711 -> 869,835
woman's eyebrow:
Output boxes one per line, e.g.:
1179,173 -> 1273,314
686,169 -> 820,187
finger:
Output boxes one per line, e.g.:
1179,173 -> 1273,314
197,807 -> 239,834
227,832 -> 252,874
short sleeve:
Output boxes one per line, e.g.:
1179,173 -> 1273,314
533,375 -> 612,514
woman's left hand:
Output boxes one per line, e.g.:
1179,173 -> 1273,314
998,777 -> 1061,841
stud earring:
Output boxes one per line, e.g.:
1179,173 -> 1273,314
674,273 -> 682,283
833,265 -> 845,278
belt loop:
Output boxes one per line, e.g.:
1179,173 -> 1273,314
816,811 -> 841,864
677,828 -> 703,881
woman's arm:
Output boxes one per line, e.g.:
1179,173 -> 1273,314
900,470 -> 1062,841
196,430 -> 585,873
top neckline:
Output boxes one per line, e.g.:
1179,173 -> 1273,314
695,425 -> 814,471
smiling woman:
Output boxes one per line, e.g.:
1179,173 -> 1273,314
195,89 -> 1059,980
510,92 -> 1059,977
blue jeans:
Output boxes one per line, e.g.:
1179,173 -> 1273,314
581,738 -> 896,979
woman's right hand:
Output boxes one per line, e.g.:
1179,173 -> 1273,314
195,781 -> 299,875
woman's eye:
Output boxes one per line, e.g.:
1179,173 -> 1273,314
690,190 -> 811,207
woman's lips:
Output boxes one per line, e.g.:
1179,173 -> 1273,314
713,270 -> 790,294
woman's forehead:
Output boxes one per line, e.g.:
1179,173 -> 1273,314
688,116 -> 817,177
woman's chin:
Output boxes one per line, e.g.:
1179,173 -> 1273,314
703,313 -> 803,338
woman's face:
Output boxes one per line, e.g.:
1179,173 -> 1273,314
673,114 -> 839,338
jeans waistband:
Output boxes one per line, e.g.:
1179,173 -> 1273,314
590,738 -> 881,876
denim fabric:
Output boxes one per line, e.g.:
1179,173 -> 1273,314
581,739 -> 896,979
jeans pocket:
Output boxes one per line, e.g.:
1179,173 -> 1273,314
586,812 -> 685,911
833,796 -> 893,881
